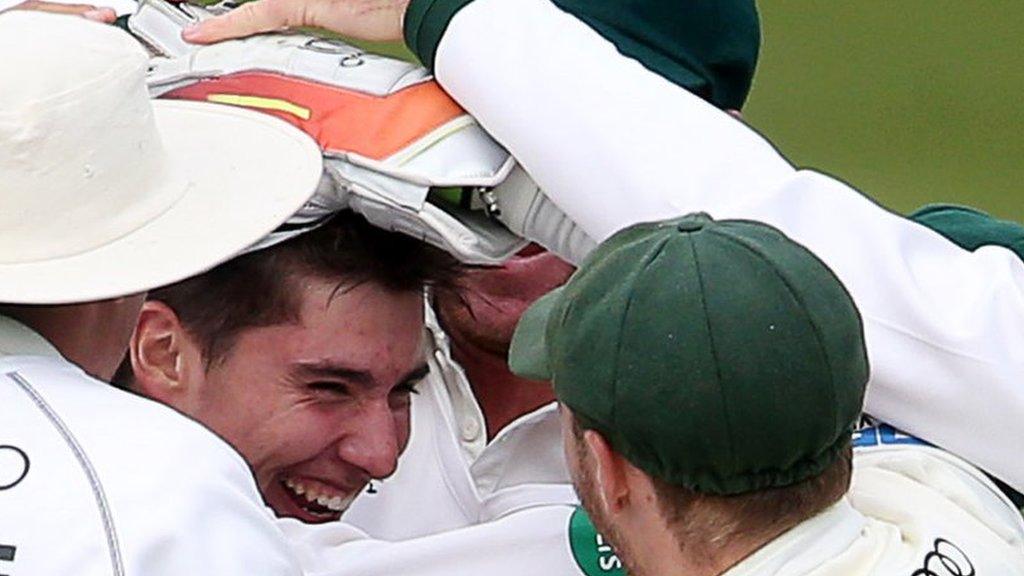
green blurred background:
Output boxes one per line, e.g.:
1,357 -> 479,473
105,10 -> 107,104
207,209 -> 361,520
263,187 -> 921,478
747,1 -> 1022,221
356,1 -> 1022,221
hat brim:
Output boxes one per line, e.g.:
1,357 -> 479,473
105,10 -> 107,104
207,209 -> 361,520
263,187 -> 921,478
0,100 -> 322,304
508,286 -> 563,381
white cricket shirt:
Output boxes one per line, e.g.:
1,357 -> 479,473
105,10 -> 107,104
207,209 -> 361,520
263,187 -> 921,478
723,431 -> 1024,575
0,315 -> 300,576
344,305 -> 576,537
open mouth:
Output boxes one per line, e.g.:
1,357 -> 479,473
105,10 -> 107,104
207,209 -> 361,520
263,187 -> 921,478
280,477 -> 359,522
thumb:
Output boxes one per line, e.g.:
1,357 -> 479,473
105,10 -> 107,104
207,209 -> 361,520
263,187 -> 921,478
182,0 -> 291,44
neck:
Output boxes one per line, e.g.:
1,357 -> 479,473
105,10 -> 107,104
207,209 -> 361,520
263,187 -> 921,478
622,508 -> 779,576
447,333 -> 555,440
0,299 -> 140,381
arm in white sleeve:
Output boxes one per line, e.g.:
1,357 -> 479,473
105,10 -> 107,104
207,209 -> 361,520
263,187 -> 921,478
404,0 -> 1024,492
280,506 -> 595,576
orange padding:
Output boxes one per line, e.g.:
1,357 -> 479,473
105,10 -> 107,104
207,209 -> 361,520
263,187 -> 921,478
163,72 -> 466,161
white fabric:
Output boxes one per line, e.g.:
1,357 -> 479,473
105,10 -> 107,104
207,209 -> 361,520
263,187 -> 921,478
0,12 -> 321,304
433,0 -> 1024,493
282,505 -> 582,576
493,164 -> 597,264
723,443 -> 1024,575
344,309 -> 575,537
0,317 -> 301,576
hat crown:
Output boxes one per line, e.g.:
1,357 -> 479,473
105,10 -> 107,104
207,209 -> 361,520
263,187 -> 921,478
0,12 -> 182,264
541,215 -> 868,494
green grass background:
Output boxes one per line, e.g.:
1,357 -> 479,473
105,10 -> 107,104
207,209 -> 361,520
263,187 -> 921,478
746,1 -> 1023,221
352,1 -> 1022,221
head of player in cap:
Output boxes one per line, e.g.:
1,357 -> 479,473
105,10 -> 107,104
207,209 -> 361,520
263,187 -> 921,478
510,213 -> 869,576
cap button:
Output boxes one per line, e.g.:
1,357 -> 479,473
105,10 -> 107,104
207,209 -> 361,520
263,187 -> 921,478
676,212 -> 714,233
677,219 -> 706,233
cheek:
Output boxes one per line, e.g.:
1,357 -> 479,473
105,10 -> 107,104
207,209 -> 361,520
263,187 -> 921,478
249,404 -> 354,476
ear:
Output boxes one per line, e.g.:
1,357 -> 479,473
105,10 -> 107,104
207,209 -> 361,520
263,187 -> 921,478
128,300 -> 203,409
583,429 -> 632,515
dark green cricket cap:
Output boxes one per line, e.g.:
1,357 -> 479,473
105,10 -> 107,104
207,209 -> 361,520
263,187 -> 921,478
910,204 -> 1024,262
510,213 -> 869,495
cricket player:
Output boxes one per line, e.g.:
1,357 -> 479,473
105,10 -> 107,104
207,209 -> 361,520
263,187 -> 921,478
185,0 -> 1024,514
508,211 -> 1024,575
118,210 -> 461,524
0,12 -> 322,575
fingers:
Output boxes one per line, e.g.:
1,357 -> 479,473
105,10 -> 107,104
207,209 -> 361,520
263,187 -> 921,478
9,0 -> 116,21
183,0 -> 410,45
83,6 -> 115,21
182,0 -> 288,44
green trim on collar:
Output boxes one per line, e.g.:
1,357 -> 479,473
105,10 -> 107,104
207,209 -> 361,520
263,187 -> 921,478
403,0 -> 474,70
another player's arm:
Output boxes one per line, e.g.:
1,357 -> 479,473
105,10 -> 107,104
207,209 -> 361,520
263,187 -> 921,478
401,0 -> 1024,495
185,0 -> 1024,493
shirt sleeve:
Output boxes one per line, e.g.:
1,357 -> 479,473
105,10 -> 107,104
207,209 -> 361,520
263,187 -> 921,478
280,505 -> 589,576
402,0 -> 1024,493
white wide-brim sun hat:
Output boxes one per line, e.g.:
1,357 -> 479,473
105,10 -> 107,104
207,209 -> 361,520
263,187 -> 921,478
0,12 -> 323,304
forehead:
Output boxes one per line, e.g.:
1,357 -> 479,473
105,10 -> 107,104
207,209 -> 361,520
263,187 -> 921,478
229,277 -> 427,372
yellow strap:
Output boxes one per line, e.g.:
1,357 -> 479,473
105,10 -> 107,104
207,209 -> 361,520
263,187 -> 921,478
207,94 -> 312,121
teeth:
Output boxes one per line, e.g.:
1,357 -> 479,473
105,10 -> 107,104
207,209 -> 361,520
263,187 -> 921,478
284,478 -> 306,495
283,477 -> 356,514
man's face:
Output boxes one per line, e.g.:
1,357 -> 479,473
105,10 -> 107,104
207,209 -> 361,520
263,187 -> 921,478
436,244 -> 574,353
182,277 -> 427,523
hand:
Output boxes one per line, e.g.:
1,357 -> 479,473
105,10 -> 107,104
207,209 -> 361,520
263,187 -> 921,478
6,0 -> 116,22
182,0 -> 409,44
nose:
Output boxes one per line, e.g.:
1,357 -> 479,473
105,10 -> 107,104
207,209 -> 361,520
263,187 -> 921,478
336,400 -> 402,479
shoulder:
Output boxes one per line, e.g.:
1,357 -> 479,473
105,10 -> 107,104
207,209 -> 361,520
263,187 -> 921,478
850,425 -> 1024,573
1,356 -> 300,576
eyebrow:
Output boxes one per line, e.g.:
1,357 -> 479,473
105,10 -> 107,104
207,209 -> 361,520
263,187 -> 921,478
292,361 -> 431,389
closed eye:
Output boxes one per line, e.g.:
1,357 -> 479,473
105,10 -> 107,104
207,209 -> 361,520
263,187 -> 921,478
307,381 -> 352,397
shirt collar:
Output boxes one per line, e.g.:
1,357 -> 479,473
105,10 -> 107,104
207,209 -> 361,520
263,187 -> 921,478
723,498 -> 867,576
0,314 -> 62,359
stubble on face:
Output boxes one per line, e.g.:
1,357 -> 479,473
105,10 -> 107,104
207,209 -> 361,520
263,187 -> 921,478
570,428 -> 644,576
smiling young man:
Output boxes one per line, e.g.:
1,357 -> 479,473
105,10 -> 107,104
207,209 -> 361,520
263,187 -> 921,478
118,210 -> 459,523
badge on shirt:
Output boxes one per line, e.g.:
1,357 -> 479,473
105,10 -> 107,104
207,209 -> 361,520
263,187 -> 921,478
568,507 -> 625,576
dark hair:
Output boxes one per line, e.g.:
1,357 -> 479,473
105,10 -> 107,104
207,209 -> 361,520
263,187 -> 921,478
114,210 -> 461,384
